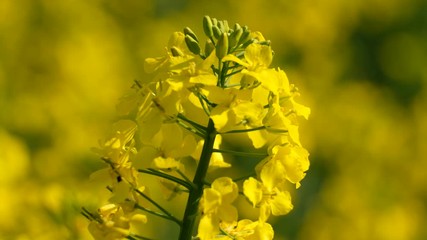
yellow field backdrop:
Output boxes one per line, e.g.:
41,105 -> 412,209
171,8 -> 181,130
1,0 -> 426,239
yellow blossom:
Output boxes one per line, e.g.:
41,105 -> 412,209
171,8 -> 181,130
88,16 -> 310,240
93,120 -> 137,166
269,144 -> 310,188
217,219 -> 274,240
88,203 -> 147,240
198,177 -> 239,240
243,177 -> 293,222
144,32 -> 195,75
138,123 -> 197,171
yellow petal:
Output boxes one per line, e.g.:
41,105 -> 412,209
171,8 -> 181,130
190,74 -> 218,86
217,204 -> 238,224
258,204 -> 271,222
293,101 -> 311,119
144,56 -> 167,73
179,134 -> 198,157
202,188 -> 222,214
252,221 -> 274,240
280,145 -> 310,188
232,101 -> 264,126
244,44 -> 272,69
211,177 -> 238,203
191,140 -> 204,160
197,215 -> 218,240
160,124 -> 186,157
109,181 -> 131,203
260,160 -> 285,191
131,214 -> 147,224
104,120 -> 137,149
243,177 -> 263,207
250,31 -> 266,42
247,129 -> 268,149
167,32 -> 186,49
222,54 -> 248,67
152,156 -> 181,170
90,168 -> 112,184
210,106 -> 231,131
269,190 -> 293,216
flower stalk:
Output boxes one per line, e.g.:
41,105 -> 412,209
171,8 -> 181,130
179,119 -> 217,240
84,16 -> 310,240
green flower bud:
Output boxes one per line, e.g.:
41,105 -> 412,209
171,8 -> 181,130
185,35 -> 201,55
234,23 -> 241,31
229,27 -> 243,49
258,40 -> 271,46
241,38 -> 255,49
222,20 -> 230,32
238,27 -> 251,46
216,33 -> 228,59
212,25 -> 221,39
203,16 -> 213,38
184,27 -> 199,42
204,39 -> 215,56
218,20 -> 224,30
211,18 -> 218,27
170,46 -> 184,57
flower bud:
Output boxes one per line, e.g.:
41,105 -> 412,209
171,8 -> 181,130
184,27 -> 199,42
185,35 -> 201,55
238,27 -> 251,46
259,40 -> 271,46
229,27 -> 243,49
218,20 -> 224,31
204,39 -> 215,56
203,16 -> 213,38
170,46 -> 184,57
211,18 -> 218,27
241,38 -> 255,49
212,25 -> 221,39
234,23 -> 241,31
216,33 -> 228,59
222,20 -> 230,32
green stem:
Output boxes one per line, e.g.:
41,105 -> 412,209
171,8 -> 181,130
178,119 -> 217,240
127,234 -> 155,240
176,169 -> 192,184
217,59 -> 223,87
176,119 -> 205,138
197,94 -> 212,116
212,148 -> 268,158
225,69 -> 243,78
134,204 -> 180,224
81,207 -> 102,223
133,188 -> 182,226
220,62 -> 230,87
220,126 -> 266,134
138,168 -> 194,190
178,113 -> 207,133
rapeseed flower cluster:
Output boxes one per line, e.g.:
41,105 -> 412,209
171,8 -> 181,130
85,16 -> 310,240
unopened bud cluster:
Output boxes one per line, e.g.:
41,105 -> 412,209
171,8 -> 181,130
84,16 -> 310,240
184,16 -> 267,60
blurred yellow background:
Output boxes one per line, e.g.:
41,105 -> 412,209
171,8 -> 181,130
1,0 -> 426,239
